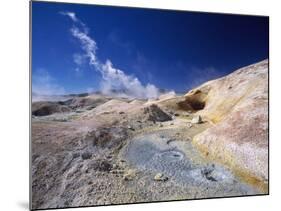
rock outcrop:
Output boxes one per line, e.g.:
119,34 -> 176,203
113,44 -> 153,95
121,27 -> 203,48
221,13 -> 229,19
144,104 -> 172,122
182,60 -> 268,191
32,101 -> 72,116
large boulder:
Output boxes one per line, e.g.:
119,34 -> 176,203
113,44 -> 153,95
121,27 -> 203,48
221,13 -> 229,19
185,60 -> 268,192
144,104 -> 172,122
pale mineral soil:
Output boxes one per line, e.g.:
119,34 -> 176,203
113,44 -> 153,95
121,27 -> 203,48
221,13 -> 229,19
31,98 -> 260,210
31,60 -> 268,210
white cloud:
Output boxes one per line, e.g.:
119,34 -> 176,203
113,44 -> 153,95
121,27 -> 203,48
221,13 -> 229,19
61,11 -> 89,34
70,26 -> 99,66
73,53 -> 85,65
32,69 -> 65,97
60,11 -> 78,22
100,60 -> 159,99
61,11 -> 160,99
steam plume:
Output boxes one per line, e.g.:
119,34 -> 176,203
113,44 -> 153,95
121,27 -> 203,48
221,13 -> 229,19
61,11 -> 159,99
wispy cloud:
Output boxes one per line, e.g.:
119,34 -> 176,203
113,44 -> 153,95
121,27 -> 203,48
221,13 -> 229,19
32,69 -> 65,99
61,11 -> 159,99
73,53 -> 85,65
60,11 -> 89,33
60,11 -> 78,22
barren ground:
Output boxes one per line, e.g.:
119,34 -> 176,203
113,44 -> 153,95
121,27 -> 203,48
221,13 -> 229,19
31,94 -> 261,209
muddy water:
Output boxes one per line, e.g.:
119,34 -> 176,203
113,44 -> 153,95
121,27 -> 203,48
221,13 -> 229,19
121,130 -> 259,197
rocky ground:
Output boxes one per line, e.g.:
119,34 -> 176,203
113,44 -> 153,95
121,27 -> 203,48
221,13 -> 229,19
31,60 -> 268,209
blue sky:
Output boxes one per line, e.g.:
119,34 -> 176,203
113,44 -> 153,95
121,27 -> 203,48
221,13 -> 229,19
32,1 -> 269,97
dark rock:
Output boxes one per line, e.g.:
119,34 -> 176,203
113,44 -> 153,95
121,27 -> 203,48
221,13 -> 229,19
72,152 -> 80,159
81,152 -> 92,160
106,155 -> 112,159
90,159 -> 112,172
144,104 -> 172,122
201,167 -> 217,182
32,101 -> 72,116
